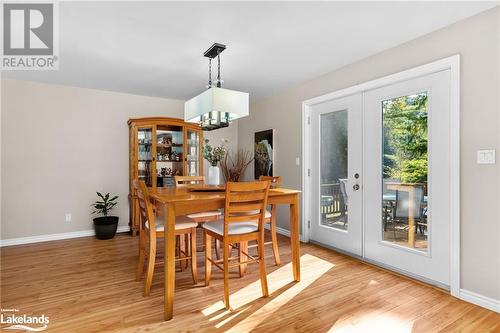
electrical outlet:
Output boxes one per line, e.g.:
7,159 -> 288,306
65,213 -> 72,222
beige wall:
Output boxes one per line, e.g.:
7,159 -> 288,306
238,7 -> 500,299
0,79 -> 237,239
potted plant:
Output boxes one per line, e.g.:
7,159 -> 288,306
91,192 -> 119,240
202,138 -> 227,185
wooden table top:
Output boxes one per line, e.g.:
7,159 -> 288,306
149,186 -> 301,203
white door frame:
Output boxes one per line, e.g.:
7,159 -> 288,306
302,55 -> 460,296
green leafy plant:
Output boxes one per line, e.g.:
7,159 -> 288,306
202,138 -> 227,167
91,192 -> 118,216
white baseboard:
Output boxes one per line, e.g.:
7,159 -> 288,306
264,224 -> 305,242
0,225 -> 130,247
459,289 -> 500,313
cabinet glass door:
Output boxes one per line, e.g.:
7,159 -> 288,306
156,125 -> 184,187
186,129 -> 200,176
137,127 -> 153,187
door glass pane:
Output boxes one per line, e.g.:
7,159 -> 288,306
156,125 -> 183,187
137,128 -> 153,187
320,110 -> 348,231
382,92 -> 428,252
186,130 -> 199,176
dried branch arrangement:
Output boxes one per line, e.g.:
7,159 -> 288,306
220,149 -> 254,182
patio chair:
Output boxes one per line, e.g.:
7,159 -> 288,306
339,178 -> 348,225
390,185 -> 425,240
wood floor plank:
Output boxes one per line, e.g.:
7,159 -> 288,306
1,233 -> 498,332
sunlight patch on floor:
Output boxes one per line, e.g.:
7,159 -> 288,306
200,254 -> 334,332
328,312 -> 412,333
214,306 -> 251,329
202,301 -> 226,317
207,306 -> 231,321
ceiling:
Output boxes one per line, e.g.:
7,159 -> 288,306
3,1 -> 497,101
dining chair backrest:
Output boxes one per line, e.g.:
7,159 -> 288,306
259,175 -> 282,188
395,185 -> 424,219
338,178 -> 348,204
224,181 -> 271,237
175,176 -> 205,187
132,179 -> 156,235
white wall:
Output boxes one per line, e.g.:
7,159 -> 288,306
238,7 -> 500,300
0,79 -> 238,240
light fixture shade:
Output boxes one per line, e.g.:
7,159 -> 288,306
184,87 -> 249,124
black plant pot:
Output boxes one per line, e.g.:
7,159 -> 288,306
93,216 -> 119,240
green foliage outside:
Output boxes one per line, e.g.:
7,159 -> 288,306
383,93 -> 428,183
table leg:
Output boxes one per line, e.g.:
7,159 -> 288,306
289,193 -> 300,282
164,203 -> 176,320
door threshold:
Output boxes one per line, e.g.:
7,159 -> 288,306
309,240 -> 450,292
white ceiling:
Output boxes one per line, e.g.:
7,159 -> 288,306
3,1 -> 497,101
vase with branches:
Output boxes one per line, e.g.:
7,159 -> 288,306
220,149 -> 254,182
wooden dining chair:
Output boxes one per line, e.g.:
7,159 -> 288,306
257,175 -> 282,266
203,181 -> 270,310
236,176 -> 282,275
174,176 -> 222,221
237,175 -> 282,273
133,180 -> 198,296
175,175 -> 223,258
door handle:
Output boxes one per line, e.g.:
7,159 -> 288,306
353,184 -> 360,191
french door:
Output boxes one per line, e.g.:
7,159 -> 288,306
363,70 -> 451,286
308,69 -> 452,287
309,93 -> 363,256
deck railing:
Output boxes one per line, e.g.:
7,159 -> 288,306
320,183 -> 346,217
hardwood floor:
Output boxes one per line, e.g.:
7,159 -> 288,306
1,232 -> 498,332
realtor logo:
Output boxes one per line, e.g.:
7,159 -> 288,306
1,308 -> 49,331
1,2 -> 59,70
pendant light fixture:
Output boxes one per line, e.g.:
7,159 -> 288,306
184,43 -> 249,131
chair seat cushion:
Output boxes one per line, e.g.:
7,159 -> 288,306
234,210 -> 271,219
146,216 -> 197,231
187,210 -> 222,219
203,220 -> 258,235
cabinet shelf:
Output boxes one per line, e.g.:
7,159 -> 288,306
157,143 -> 183,148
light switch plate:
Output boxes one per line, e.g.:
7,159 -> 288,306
295,157 -> 300,166
477,150 -> 495,164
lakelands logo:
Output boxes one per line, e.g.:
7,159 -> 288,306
1,309 -> 49,332
1,2 -> 59,70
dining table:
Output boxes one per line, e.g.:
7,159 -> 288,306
148,185 -> 301,320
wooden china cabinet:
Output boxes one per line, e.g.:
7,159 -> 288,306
128,117 -> 203,235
